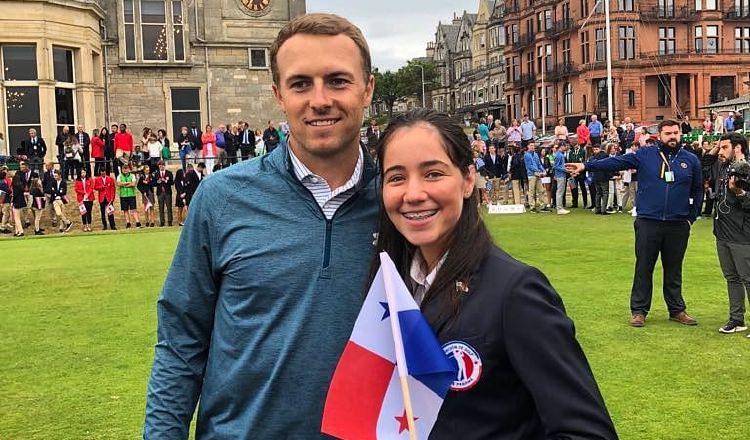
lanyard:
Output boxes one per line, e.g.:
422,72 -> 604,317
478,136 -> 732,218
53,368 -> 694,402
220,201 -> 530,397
658,151 -> 672,179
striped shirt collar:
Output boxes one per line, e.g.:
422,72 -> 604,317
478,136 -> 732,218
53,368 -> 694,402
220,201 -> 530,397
289,145 -> 364,219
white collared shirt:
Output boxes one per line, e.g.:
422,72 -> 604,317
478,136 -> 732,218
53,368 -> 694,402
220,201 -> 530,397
409,252 -> 448,306
289,146 -> 363,220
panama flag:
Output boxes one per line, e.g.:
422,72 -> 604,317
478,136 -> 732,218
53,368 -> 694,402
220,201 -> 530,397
322,252 -> 457,440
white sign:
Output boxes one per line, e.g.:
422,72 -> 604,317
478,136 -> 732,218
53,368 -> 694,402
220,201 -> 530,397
488,204 -> 526,214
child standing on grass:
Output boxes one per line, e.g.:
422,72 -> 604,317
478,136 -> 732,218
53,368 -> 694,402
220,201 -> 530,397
29,176 -> 45,235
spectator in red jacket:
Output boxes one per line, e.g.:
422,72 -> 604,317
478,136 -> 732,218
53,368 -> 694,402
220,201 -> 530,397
74,168 -> 96,232
94,167 -> 117,230
114,123 -> 134,166
576,119 -> 591,147
91,128 -> 106,176
201,125 -> 217,174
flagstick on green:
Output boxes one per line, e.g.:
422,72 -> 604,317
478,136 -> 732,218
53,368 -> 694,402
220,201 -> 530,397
380,252 -> 418,440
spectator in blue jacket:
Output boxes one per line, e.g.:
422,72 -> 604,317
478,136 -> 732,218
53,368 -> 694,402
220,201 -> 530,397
588,115 -> 604,146
567,119 -> 703,328
553,143 -> 569,214
524,141 -> 549,212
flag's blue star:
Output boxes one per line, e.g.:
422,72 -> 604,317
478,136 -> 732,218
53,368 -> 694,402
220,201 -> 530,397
379,302 -> 390,321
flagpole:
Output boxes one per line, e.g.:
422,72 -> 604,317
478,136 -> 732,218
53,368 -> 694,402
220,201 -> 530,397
379,252 -> 418,440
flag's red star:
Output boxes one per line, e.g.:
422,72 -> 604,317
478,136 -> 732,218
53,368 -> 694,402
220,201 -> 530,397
395,409 -> 419,434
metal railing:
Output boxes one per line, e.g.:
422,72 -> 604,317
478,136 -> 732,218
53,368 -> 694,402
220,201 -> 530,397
544,18 -> 577,38
640,5 -> 698,21
511,33 -> 535,51
725,8 -> 750,19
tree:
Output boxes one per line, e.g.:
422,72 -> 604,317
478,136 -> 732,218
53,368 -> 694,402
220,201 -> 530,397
371,59 -> 439,119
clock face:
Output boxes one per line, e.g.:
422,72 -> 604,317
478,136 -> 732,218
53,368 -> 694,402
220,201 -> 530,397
241,0 -> 271,15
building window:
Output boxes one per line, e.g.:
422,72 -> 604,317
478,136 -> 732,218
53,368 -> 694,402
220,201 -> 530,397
695,26 -> 703,52
581,31 -> 590,64
695,0 -> 717,10
53,47 -> 76,132
737,27 -> 750,53
526,52 -> 534,75
618,0 -> 634,11
562,2 -> 571,20
736,0 -> 750,16
511,24 -> 519,43
596,79 -> 608,110
122,0 -> 187,63
580,0 -> 589,17
595,28 -> 606,62
2,45 -> 41,152
619,26 -> 635,59
707,25 -> 719,53
658,27 -> 676,55
249,48 -> 268,69
594,0 -> 604,13
563,82 -> 573,113
658,0 -> 675,16
171,88 -> 201,141
528,92 -> 536,118
513,56 -> 520,80
526,19 -> 534,36
562,38 -> 571,64
545,85 -> 553,115
657,76 -> 670,107
628,90 -> 636,107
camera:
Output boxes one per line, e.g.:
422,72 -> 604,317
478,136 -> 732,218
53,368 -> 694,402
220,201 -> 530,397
728,160 -> 750,192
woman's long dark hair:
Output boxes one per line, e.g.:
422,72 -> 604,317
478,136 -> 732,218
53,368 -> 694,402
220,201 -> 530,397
367,108 -> 493,314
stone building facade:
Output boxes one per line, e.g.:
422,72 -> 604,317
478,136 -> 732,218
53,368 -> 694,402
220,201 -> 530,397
0,0 -> 305,157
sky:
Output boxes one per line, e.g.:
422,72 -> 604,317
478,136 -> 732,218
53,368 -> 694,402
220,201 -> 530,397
307,0 -> 480,72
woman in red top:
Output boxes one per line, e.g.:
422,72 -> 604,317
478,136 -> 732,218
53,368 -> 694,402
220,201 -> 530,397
91,128 -> 106,176
576,119 -> 591,147
74,168 -> 96,232
94,167 -> 117,230
201,124 -> 217,174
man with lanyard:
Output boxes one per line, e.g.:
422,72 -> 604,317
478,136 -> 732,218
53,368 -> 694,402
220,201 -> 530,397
239,121 -> 255,160
567,119 -> 703,328
702,133 -> 750,335
20,128 -> 47,173
588,114 -> 604,147
143,13 -> 378,439
520,114 -> 536,149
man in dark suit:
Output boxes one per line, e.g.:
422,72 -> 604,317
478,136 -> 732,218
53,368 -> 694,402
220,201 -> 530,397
263,120 -> 279,154
153,160 -> 174,226
484,144 -> 506,204
19,128 -> 47,173
55,125 -> 71,178
238,122 -> 255,160
76,125 -> 92,176
188,122 -> 202,164
41,161 -> 59,226
365,119 -> 381,148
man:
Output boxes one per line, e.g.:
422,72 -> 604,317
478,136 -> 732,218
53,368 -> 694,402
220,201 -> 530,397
45,169 -> 73,232
623,143 -> 639,214
524,141 -> 548,212
702,133 -> 750,334
484,144 -> 503,204
55,126 -> 71,177
153,160 -> 174,227
568,140 -> 588,208
508,143 -> 527,205
41,161 -> 58,226
733,111 -> 745,132
554,143 -> 570,214
76,125 -> 91,175
0,167 -> 13,233
16,161 -> 33,227
238,121 -> 255,160
588,144 -> 611,215
114,123 -> 133,167
188,122 -> 202,164
19,128 -> 47,173
725,111 -> 735,133
214,124 -> 227,166
520,114 -> 536,148
263,119 -> 280,153
588,114 -> 604,147
143,13 -> 378,439
365,118 -> 380,148
116,164 -> 141,229
567,120 -> 703,327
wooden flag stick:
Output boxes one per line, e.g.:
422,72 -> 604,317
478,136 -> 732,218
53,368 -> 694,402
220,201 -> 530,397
380,253 -> 418,440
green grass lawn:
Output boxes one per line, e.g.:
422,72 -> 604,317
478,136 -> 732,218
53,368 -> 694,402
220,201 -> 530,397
1,212 -> 748,439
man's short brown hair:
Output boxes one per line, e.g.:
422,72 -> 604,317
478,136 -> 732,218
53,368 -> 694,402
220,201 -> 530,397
658,119 -> 680,132
270,13 -> 372,85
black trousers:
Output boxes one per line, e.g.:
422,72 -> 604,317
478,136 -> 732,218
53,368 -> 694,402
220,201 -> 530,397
81,200 -> 94,225
594,181 -> 608,213
571,174 -> 588,207
99,200 -> 116,229
631,218 -> 690,316
158,192 -> 173,226
240,144 -> 255,161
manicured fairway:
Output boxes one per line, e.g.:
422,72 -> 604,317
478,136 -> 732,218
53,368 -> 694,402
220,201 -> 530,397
1,211 -> 748,439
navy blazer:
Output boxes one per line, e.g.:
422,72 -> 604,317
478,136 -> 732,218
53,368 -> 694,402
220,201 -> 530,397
45,179 -> 68,200
424,246 -> 617,440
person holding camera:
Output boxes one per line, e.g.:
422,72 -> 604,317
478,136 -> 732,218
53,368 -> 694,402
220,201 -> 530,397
702,132 -> 750,335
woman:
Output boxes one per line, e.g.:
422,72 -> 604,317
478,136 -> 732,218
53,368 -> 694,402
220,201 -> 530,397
174,168 -> 187,226
157,129 -> 171,165
255,129 -> 265,156
702,115 -> 713,133
91,128 -> 106,176
202,124 -> 217,173
74,168 -> 95,232
540,146 -> 553,207
141,127 -> 152,164
146,133 -> 162,170
138,165 -> 156,227
64,136 -> 83,181
11,169 -> 27,237
472,150 -> 489,206
102,126 -> 114,175
576,119 -> 591,146
29,177 -> 46,235
471,132 -> 486,156
554,118 -> 568,146
605,125 -> 620,146
506,119 -> 522,145
370,109 -> 616,438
